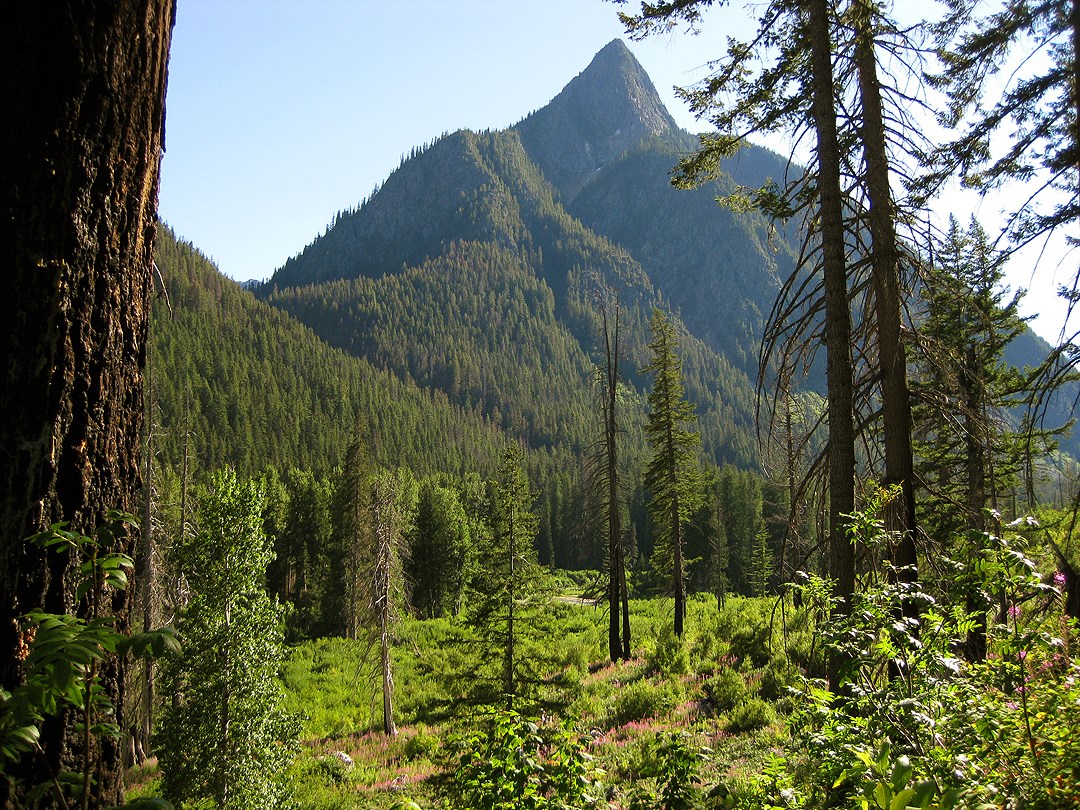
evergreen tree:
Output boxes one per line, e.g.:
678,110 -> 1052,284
913,216 -> 1057,658
267,468 -> 334,639
409,479 -> 471,619
915,215 -> 1032,535
467,446 -> 552,709
749,527 -> 774,597
927,0 -> 1077,258
705,481 -> 731,608
642,309 -> 702,637
159,469 -> 297,810
335,421 -> 373,641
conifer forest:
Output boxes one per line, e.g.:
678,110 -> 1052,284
3,1 -> 1080,808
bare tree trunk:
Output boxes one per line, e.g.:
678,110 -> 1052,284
851,0 -> 918,572
619,542 -> 632,659
372,481 -> 397,737
806,0 -> 856,690
0,1 -> 174,803
672,485 -> 685,638
602,298 -> 626,662
506,497 -> 516,709
135,339 -> 156,764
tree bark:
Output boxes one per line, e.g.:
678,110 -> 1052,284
806,0 -> 857,690
0,1 -> 174,802
602,298 -> 626,662
851,0 -> 918,572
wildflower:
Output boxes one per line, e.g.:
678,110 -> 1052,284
1054,571 -> 1067,589
1007,604 -> 1021,620
15,625 -> 35,661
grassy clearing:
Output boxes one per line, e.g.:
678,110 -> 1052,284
267,592 -> 799,808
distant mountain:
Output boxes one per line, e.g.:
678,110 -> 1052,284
254,36 -> 1073,475
514,39 -> 684,200
259,40 -> 779,471
151,225 -> 513,479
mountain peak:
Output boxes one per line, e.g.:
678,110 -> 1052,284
514,39 -> 681,199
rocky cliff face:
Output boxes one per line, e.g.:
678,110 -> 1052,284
514,39 -> 683,200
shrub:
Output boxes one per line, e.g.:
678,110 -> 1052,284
758,657 -> 799,702
402,726 -> 439,761
629,732 -> 709,810
314,755 -> 351,786
726,697 -> 776,733
440,709 -> 603,810
703,668 -> 748,713
729,622 -> 772,668
647,624 -> 690,676
614,679 -> 679,724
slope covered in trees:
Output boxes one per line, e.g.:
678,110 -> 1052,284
151,225 -> 510,480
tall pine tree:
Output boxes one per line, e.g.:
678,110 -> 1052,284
642,309 -> 702,637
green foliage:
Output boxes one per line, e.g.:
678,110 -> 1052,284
912,215 -> 1046,540
441,709 -> 604,810
614,679 -> 679,725
467,447 -> 558,709
402,725 -> 440,762
645,623 -> 690,676
0,513 -> 178,809
409,479 -> 471,619
725,698 -> 776,734
760,510 -> 1080,809
158,469 -> 299,810
628,732 -> 711,810
758,656 -> 799,702
151,224 -> 510,483
642,308 -> 703,634
702,669 -> 748,714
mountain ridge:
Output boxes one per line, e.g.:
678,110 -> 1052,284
254,36 -> 1074,471
513,39 -> 685,200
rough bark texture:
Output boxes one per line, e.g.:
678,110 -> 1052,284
806,0 -> 857,688
852,0 -> 918,572
0,1 -> 174,803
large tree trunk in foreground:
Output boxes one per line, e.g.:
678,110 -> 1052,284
0,1 -> 174,803
805,0 -> 857,691
851,0 -> 918,571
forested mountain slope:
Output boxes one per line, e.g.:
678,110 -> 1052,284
151,225 -> 513,479
260,41 -> 770,470
173,37 -> 1071,493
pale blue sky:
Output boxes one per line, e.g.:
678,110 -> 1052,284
158,0 -> 1073,341
158,1 -> 732,282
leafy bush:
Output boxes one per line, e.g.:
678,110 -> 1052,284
402,725 -> 439,761
614,679 -> 679,724
628,732 -> 713,810
647,624 -> 690,676
726,697 -> 776,733
758,657 -> 799,702
0,512 -> 179,808
761,515 -> 1080,809
703,668 -> 748,713
314,755 -> 351,786
439,709 -> 603,810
